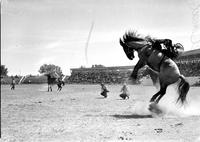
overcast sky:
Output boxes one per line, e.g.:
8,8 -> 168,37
1,0 -> 200,75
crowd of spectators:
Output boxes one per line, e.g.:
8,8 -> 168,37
68,70 -> 130,84
68,59 -> 199,84
176,54 -> 200,63
176,60 -> 200,77
67,68 -> 148,84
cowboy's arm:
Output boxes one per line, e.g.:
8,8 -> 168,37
156,39 -> 172,47
131,59 -> 145,79
155,39 -> 166,43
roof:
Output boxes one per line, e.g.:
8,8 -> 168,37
181,48 -> 200,57
71,65 -> 133,71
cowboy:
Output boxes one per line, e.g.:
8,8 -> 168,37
152,39 -> 180,59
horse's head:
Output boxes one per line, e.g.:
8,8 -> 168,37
120,31 -> 149,60
119,38 -> 135,60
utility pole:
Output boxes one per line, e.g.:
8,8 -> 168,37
85,21 -> 94,66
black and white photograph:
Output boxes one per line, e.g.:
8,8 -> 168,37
1,0 -> 200,141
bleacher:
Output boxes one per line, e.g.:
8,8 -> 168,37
68,49 -> 200,84
68,66 -> 133,84
176,48 -> 200,77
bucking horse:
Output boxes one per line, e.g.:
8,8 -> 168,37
119,31 -> 190,106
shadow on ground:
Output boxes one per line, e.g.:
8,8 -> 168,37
96,97 -> 106,99
111,114 -> 153,119
84,114 -> 152,119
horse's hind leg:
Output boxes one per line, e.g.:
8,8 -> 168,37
155,86 -> 167,103
150,90 -> 161,102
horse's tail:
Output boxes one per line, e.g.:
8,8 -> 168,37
177,75 -> 190,104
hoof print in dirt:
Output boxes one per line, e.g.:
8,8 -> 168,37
174,122 -> 183,127
119,136 -> 124,140
35,101 -> 42,104
154,128 -> 163,133
171,122 -> 183,127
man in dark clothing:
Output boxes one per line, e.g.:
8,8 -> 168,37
57,78 -> 64,91
100,83 -> 109,98
152,39 -> 178,59
10,78 -> 16,90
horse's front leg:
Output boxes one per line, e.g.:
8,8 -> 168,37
130,59 -> 145,80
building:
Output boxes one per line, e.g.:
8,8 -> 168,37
69,49 -> 200,84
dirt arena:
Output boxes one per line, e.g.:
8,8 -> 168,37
1,84 -> 200,142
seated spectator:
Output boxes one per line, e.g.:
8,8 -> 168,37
119,83 -> 130,99
100,83 -> 109,98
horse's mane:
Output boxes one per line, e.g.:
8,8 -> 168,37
122,31 -> 145,43
122,30 -> 155,43
120,30 -> 155,51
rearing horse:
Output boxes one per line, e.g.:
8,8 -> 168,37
120,31 -> 190,104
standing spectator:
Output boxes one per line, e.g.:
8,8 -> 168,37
10,77 -> 16,90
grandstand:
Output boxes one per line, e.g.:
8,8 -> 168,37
69,49 -> 200,84
176,48 -> 200,63
176,48 -> 200,77
69,66 -> 133,84
70,66 -> 133,73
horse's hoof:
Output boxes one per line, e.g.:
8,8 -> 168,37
148,102 -> 156,111
148,102 -> 163,115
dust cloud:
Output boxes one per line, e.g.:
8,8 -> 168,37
131,82 -> 200,117
155,83 -> 200,117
